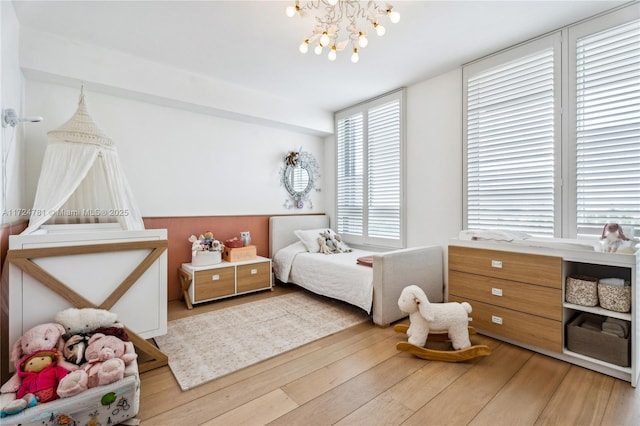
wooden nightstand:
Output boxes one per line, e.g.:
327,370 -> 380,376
179,256 -> 272,308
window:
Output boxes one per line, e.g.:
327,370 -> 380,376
464,4 -> 639,239
335,89 -> 405,248
571,16 -> 640,237
464,37 -> 559,237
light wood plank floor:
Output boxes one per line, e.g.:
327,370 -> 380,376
139,286 -> 639,426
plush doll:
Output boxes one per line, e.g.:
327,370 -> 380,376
57,333 -> 137,398
601,223 -> 630,253
0,350 -> 69,418
54,308 -> 118,338
0,323 -> 74,395
15,350 -> 69,403
398,285 -> 472,350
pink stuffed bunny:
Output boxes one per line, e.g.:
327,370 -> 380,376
1,323 -> 76,395
57,333 -> 137,398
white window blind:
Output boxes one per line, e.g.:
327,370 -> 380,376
336,112 -> 364,236
575,19 -> 640,236
368,101 -> 401,239
466,49 -> 556,236
336,90 -> 404,248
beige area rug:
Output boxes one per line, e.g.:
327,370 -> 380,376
154,291 -> 370,390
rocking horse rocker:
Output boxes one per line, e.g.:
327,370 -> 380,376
395,285 -> 491,362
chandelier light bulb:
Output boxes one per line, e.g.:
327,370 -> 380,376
351,48 -> 359,63
328,47 -> 337,61
319,32 -> 330,47
299,40 -> 309,54
388,9 -> 401,24
289,1 -> 400,63
358,32 -> 368,48
285,5 -> 296,18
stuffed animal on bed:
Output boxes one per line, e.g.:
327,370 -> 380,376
398,285 -> 472,350
57,333 -> 137,398
317,229 -> 352,254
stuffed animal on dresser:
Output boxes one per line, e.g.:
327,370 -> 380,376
601,223 -> 630,253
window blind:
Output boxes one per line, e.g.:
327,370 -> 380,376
367,101 -> 401,239
466,49 -> 556,236
575,19 -> 640,236
336,90 -> 404,247
336,112 -> 364,236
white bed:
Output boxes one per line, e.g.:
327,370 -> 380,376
269,215 -> 444,326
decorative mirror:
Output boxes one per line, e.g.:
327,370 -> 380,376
281,149 -> 320,209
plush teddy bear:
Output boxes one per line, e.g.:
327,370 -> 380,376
57,333 -> 137,398
317,229 -> 352,254
0,323 -> 74,395
398,285 -> 472,350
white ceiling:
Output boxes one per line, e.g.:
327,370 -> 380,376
12,0 -> 628,112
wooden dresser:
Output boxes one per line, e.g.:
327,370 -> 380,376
448,239 -> 639,387
449,246 -> 563,352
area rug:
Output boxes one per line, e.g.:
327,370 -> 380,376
154,291 -> 370,390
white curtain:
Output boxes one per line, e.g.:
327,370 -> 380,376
22,93 -> 145,234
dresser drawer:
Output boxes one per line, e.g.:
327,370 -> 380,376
237,261 -> 271,293
194,266 -> 235,302
448,246 -> 561,288
449,270 -> 562,320
449,296 -> 562,353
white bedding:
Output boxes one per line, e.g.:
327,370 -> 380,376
273,241 -> 374,313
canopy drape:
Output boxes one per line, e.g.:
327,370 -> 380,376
22,92 -> 144,234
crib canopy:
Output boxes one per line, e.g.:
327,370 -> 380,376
22,91 -> 144,234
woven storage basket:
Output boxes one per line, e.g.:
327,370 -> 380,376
565,275 -> 599,307
598,282 -> 631,313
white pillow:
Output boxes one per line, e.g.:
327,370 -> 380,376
294,228 -> 326,253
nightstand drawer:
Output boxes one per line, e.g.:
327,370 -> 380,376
449,270 -> 562,320
237,261 -> 271,293
449,296 -> 562,353
448,246 -> 561,288
194,267 -> 235,302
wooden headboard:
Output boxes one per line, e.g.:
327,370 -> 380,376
269,215 -> 329,257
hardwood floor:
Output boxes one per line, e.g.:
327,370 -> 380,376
138,286 -> 639,425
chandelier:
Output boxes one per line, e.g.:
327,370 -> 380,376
285,0 -> 400,63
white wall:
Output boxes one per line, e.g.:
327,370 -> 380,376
406,69 -> 462,248
24,82 -> 325,217
1,1 -> 26,223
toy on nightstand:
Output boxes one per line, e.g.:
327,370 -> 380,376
394,285 -> 491,362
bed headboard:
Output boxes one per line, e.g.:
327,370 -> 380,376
269,214 -> 330,258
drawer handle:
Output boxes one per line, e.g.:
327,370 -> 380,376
491,315 -> 503,325
251,268 -> 258,275
491,287 -> 503,297
211,274 -> 220,281
491,260 -> 503,269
